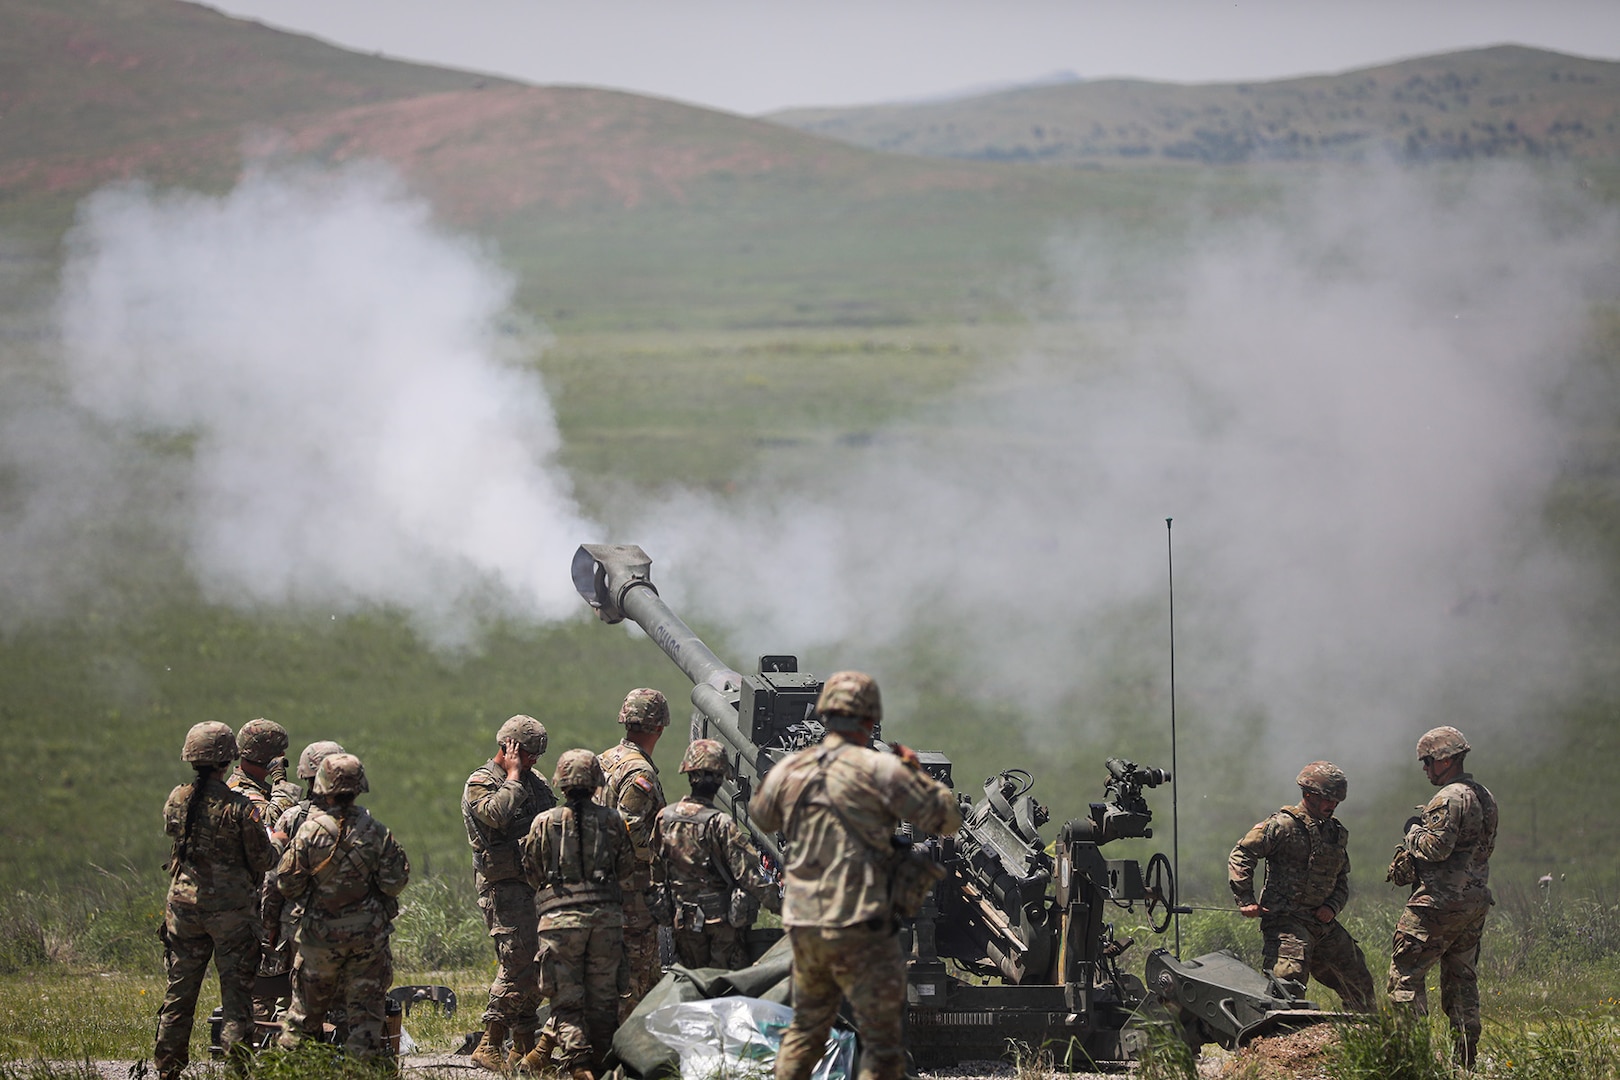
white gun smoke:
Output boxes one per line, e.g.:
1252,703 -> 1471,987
24,163 -> 595,646
5,160 -> 1615,784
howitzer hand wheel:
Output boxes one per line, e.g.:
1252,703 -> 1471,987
1144,852 -> 1176,934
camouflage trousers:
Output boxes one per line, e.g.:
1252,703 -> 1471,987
538,905 -> 625,1072
278,939 -> 394,1060
1388,903 -> 1489,1038
619,888 -> 660,1021
154,902 -> 261,1077
778,923 -> 905,1080
673,922 -> 748,972
478,879 -> 541,1034
1261,911 -> 1375,1012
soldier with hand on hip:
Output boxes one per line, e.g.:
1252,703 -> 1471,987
1228,760 -> 1375,1012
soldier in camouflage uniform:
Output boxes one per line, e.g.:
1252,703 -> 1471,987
229,718 -> 303,826
1228,761 -> 1375,1012
263,741 -> 345,1017
750,672 -> 962,1080
1386,726 -> 1498,1068
652,739 -> 781,971
519,750 -> 637,1080
276,753 -> 411,1061
462,715 -> 556,1071
154,722 -> 277,1080
595,688 -> 668,1019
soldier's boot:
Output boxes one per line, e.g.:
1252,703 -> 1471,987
1455,1034 -> 1479,1070
470,1021 -> 511,1073
516,1029 -> 556,1074
506,1028 -> 535,1071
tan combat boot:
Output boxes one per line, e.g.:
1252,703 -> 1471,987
516,1028 -> 556,1074
506,1027 -> 535,1070
469,1021 -> 510,1072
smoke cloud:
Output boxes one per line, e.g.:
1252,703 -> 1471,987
6,159 -> 1614,783
25,163 -> 595,644
634,163 -> 1618,777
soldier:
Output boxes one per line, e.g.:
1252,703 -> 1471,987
262,741 -> 346,1017
1386,726 -> 1498,1068
749,671 -> 962,1080
154,722 -> 276,1080
462,715 -> 556,1071
652,739 -> 781,971
595,688 -> 669,1018
276,753 -> 411,1061
520,750 -> 637,1080
1227,761 -> 1375,1012
228,718 -> 303,826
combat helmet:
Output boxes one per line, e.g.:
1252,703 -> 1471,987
237,717 -> 289,764
296,740 -> 345,781
182,721 -> 238,766
554,749 -> 605,794
1295,761 -> 1348,802
815,670 -> 881,731
1416,726 -> 1471,761
497,714 -> 549,756
679,738 -> 730,778
618,688 -> 670,732
314,752 -> 369,796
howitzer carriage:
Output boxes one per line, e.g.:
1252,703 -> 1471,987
573,543 -> 1337,1066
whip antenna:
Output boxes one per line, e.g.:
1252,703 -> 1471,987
1167,517 -> 1182,958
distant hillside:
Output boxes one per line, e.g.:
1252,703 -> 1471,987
768,46 -> 1620,165
0,0 -> 1020,222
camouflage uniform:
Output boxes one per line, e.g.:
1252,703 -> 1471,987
155,771 -> 277,1078
228,766 -> 303,827
227,721 -> 304,1023
596,738 -> 665,1013
1387,772 -> 1498,1046
652,792 -> 781,970
521,778 -> 638,1075
463,757 -> 556,1036
1228,804 -> 1375,1010
276,757 -> 411,1061
750,730 -> 961,1080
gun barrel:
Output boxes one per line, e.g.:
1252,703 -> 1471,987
573,544 -> 741,692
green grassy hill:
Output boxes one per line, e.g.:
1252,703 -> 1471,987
768,45 -> 1620,165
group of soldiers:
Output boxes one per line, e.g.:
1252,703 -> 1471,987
1229,725 -> 1498,1068
460,671 -> 958,1080
155,688 -> 1497,1078
153,719 -> 409,1080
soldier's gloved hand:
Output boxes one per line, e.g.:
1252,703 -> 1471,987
1315,905 -> 1336,924
891,742 -> 921,770
267,756 -> 288,786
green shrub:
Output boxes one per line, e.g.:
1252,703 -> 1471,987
1327,1010 -> 1455,1080
391,874 -> 488,972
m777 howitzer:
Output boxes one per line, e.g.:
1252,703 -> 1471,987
572,543 -> 1339,1065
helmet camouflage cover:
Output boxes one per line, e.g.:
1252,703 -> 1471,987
815,670 -> 881,729
497,714 -> 549,755
679,738 -> 730,777
618,688 -> 670,732
297,740 -> 346,781
1416,726 -> 1471,761
182,721 -> 238,766
314,752 -> 369,795
1295,760 -> 1348,801
237,717 -> 289,764
554,748 -> 605,793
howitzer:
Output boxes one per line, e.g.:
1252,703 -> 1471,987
572,543 -> 1336,1065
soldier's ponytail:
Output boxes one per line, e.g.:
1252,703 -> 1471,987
177,763 -> 213,864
